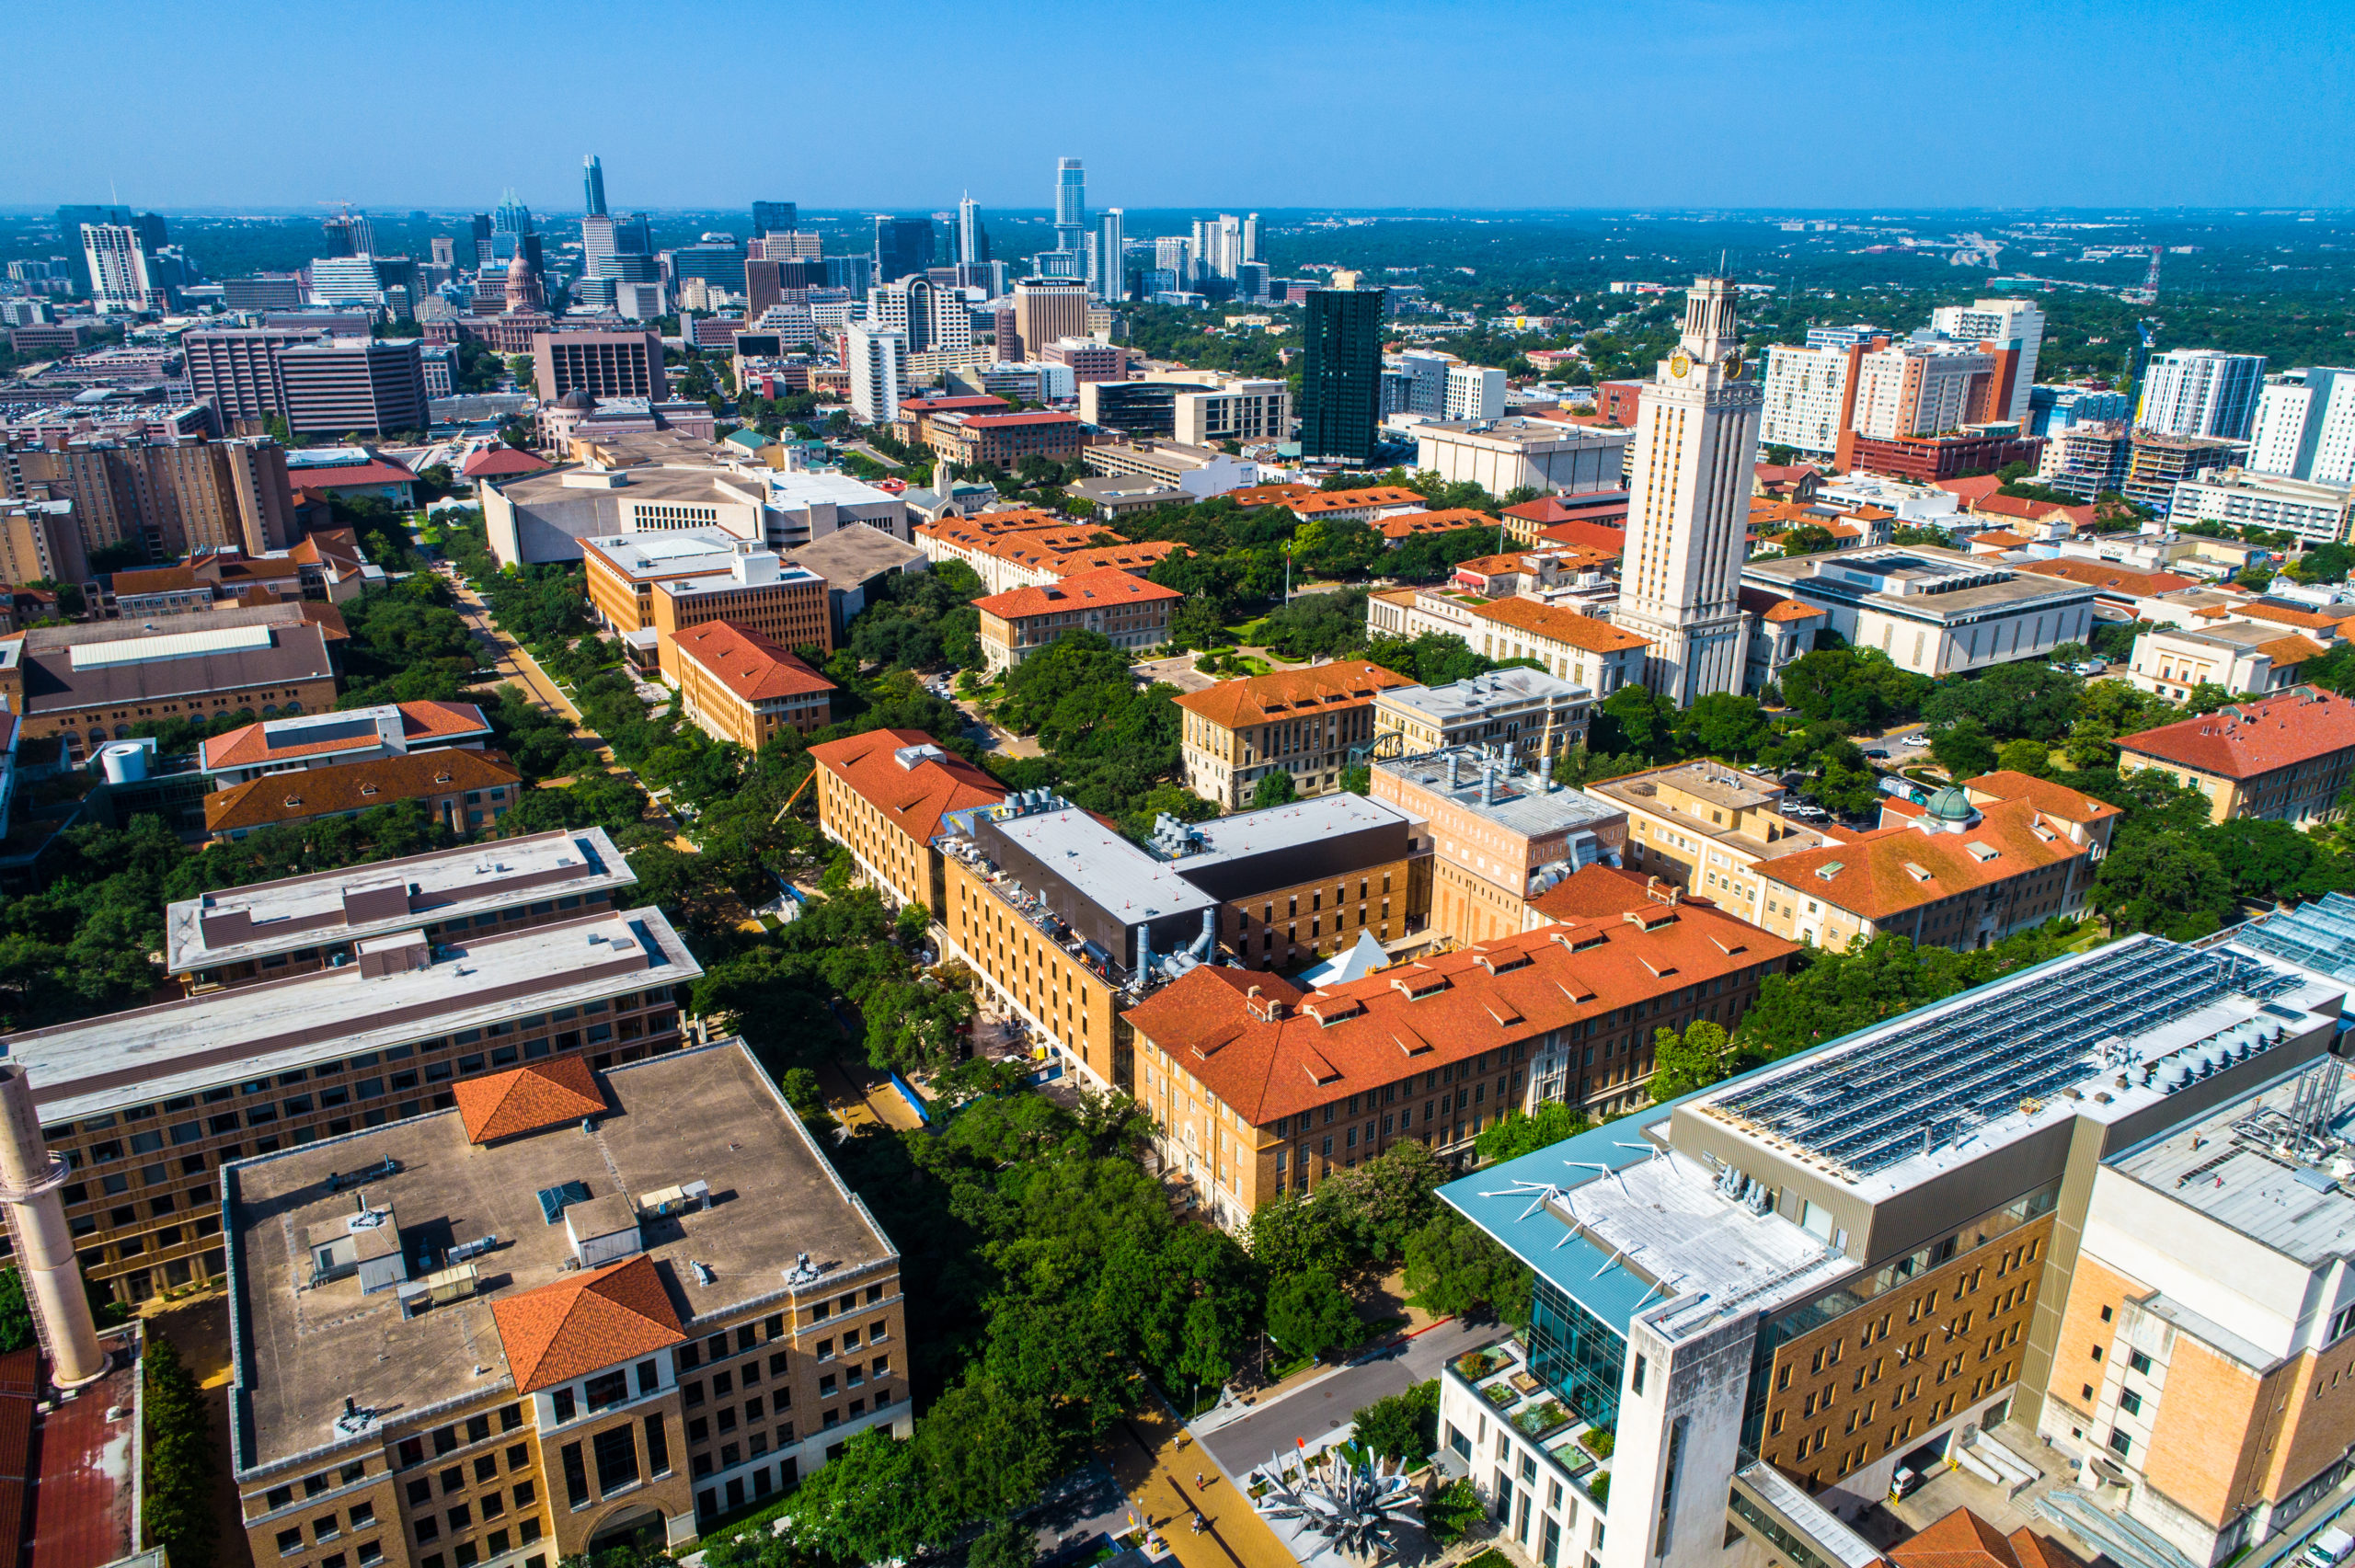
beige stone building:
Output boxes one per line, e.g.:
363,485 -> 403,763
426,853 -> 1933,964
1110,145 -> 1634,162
1175,660 -> 1416,808
661,622 -> 836,748
972,567 -> 1180,672
2116,686 -> 2355,824
226,1042 -> 907,1568
808,728 -> 1005,919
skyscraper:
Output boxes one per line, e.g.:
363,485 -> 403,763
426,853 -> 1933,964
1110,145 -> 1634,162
320,210 -> 374,259
1092,209 -> 1125,301
1011,279 -> 1088,364
1213,215 -> 1242,280
847,325 -> 904,425
956,195 -> 988,268
1611,277 -> 1763,704
2247,368 -> 2355,485
492,192 -> 534,238
752,200 -> 798,238
582,155 -> 607,218
873,217 -> 935,283
1054,157 -> 1086,257
1299,282 -> 1383,465
1929,298 -> 2044,426
1242,213 -> 1261,266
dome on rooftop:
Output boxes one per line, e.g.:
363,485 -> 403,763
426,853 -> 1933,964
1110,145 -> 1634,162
556,388 -> 596,411
1924,784 -> 1979,826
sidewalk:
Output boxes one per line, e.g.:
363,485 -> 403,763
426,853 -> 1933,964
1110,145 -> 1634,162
1104,1396 -> 1296,1568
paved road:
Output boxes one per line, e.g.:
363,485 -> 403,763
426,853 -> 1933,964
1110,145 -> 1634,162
1198,1316 -> 1509,1480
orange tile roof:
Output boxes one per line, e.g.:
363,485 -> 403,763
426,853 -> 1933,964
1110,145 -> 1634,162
1285,486 -> 1424,517
203,748 -> 521,834
1967,529 -> 2030,549
2118,687 -> 2355,780
808,727 -> 1005,848
1471,595 -> 1650,652
1752,797 -> 2090,921
1124,888 -> 1796,1124
972,565 -> 1182,620
1737,587 -> 1826,624
1225,483 -> 1316,509
1376,508 -> 1496,540
1970,494 -> 2097,528
201,701 -> 490,771
452,1058 -> 607,1144
1936,475 -> 2007,504
1959,771 -> 2120,825
2258,633 -> 2330,666
1890,1507 -> 2089,1568
462,447 -> 553,477
2194,600 -> 2341,631
1534,521 -> 1626,555
666,621 -> 837,702
1505,497 -> 1630,527
491,1253 -> 686,1394
1454,554 -> 1532,576
1172,659 -> 1416,729
1050,540 -> 1184,577
2016,559 -> 2198,598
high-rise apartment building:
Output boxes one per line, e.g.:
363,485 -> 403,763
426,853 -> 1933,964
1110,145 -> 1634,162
532,330 -> 667,403
2246,367 -> 2355,485
2138,348 -> 2268,440
309,255 -> 386,308
846,325 -> 904,426
1443,364 -> 1506,423
751,200 -> 797,238
1010,279 -> 1087,365
1242,212 -> 1261,265
954,195 -> 986,267
1929,298 -> 2044,425
1847,341 -> 1996,441
1054,156 -> 1086,256
319,210 -> 374,260
1613,277 -> 1762,704
430,236 -> 455,269
1760,338 -> 1872,459
3,435 -> 298,558
1300,284 -> 1384,465
279,338 -> 430,437
866,277 -> 971,354
81,223 -> 164,312
184,328 -> 304,425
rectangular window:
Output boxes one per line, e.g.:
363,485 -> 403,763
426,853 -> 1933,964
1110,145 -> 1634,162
644,1413 -> 671,1477
560,1444 -> 589,1509
584,1370 -> 629,1411
592,1425 -> 639,1494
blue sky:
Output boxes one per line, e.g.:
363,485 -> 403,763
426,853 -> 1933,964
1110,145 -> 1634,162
6,0 -> 2349,212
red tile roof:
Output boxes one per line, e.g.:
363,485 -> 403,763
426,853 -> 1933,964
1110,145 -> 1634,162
1935,475 -> 2007,504
491,1253 -> 686,1393
1472,595 -> 1651,652
462,447 -> 552,478
1051,540 -> 1184,577
973,565 -> 1182,620
2016,559 -> 2198,598
1172,659 -> 1416,729
901,395 -> 1009,414
665,621 -> 837,702
2194,600 -> 2341,631
2117,687 -> 2355,780
957,411 -> 1082,429
1125,894 -> 1795,1124
288,458 -> 418,489
201,700 -> 490,771
1505,497 -> 1629,528
808,727 -> 1005,849
1737,587 -> 1826,624
1969,494 -> 2097,529
1225,483 -> 1316,509
452,1058 -> 607,1144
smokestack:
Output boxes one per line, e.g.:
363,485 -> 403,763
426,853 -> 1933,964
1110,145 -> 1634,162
0,1067 -> 105,1388
1134,922 -> 1152,982
1481,760 -> 1497,807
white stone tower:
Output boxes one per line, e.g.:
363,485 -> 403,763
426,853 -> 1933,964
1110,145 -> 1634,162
1613,276 -> 1764,704
0,1065 -> 105,1387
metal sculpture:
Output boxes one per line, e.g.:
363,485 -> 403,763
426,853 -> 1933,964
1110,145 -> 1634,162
1253,1447 -> 1422,1565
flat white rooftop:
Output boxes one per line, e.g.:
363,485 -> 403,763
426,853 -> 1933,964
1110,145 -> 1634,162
165,828 -> 632,974
989,806 -> 1217,924
1379,668 -> 1591,722
764,470 -> 899,509
69,623 -> 273,670
1166,793 -> 1415,871
17,904 -> 694,1125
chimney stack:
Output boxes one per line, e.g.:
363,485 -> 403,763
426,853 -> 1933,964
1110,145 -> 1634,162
0,1067 -> 105,1388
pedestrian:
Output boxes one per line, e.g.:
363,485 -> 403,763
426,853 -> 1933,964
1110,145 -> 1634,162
1195,1471 -> 1205,1491
1191,1515 -> 1205,1536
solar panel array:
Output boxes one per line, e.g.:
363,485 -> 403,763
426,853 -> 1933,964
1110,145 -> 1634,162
1710,940 -> 2300,1178
2231,892 -> 2355,981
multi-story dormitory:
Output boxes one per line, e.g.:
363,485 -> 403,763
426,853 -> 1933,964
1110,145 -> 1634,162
0,830 -> 690,1307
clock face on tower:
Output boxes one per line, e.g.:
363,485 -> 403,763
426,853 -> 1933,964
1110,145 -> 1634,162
1722,352 -> 1745,380
1669,352 -> 1692,380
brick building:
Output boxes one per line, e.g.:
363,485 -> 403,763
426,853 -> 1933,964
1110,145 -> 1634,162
661,622 -> 836,747
921,411 -> 1086,474
1174,659 -> 1417,809
972,567 -> 1180,671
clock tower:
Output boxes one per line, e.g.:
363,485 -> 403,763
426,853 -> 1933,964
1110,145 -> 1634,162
1611,276 -> 1764,705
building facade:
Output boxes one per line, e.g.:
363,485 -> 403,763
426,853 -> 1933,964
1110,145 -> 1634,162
533,332 -> 666,404
2138,349 -> 2268,441
661,621 -> 835,746
972,567 -> 1179,672
2116,686 -> 2355,825
2246,367 -> 2355,486
1300,286 -> 1383,465
1175,660 -> 1417,808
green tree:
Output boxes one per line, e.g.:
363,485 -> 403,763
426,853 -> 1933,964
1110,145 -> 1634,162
1930,718 -> 1998,782
966,1516 -> 1037,1568
1266,1268 -> 1361,1363
1774,522 -> 1840,556
1251,770 -> 1299,807
142,1335 -> 219,1568
1591,684 -> 1674,759
2094,832 -> 2235,939
1475,1100 -> 1591,1162
895,901 -> 932,947
1923,662 -> 2085,742
1425,1480 -> 1486,1546
1341,763 -> 1372,795
0,1269 -> 31,1352
1648,1019 -> 1734,1102
1994,738 -> 2051,777
1350,1379 -> 1441,1462
1402,1212 -> 1531,1323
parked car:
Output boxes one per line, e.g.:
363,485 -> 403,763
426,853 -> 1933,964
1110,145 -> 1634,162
2301,1528 -> 2353,1568
1890,1467 -> 1926,1500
